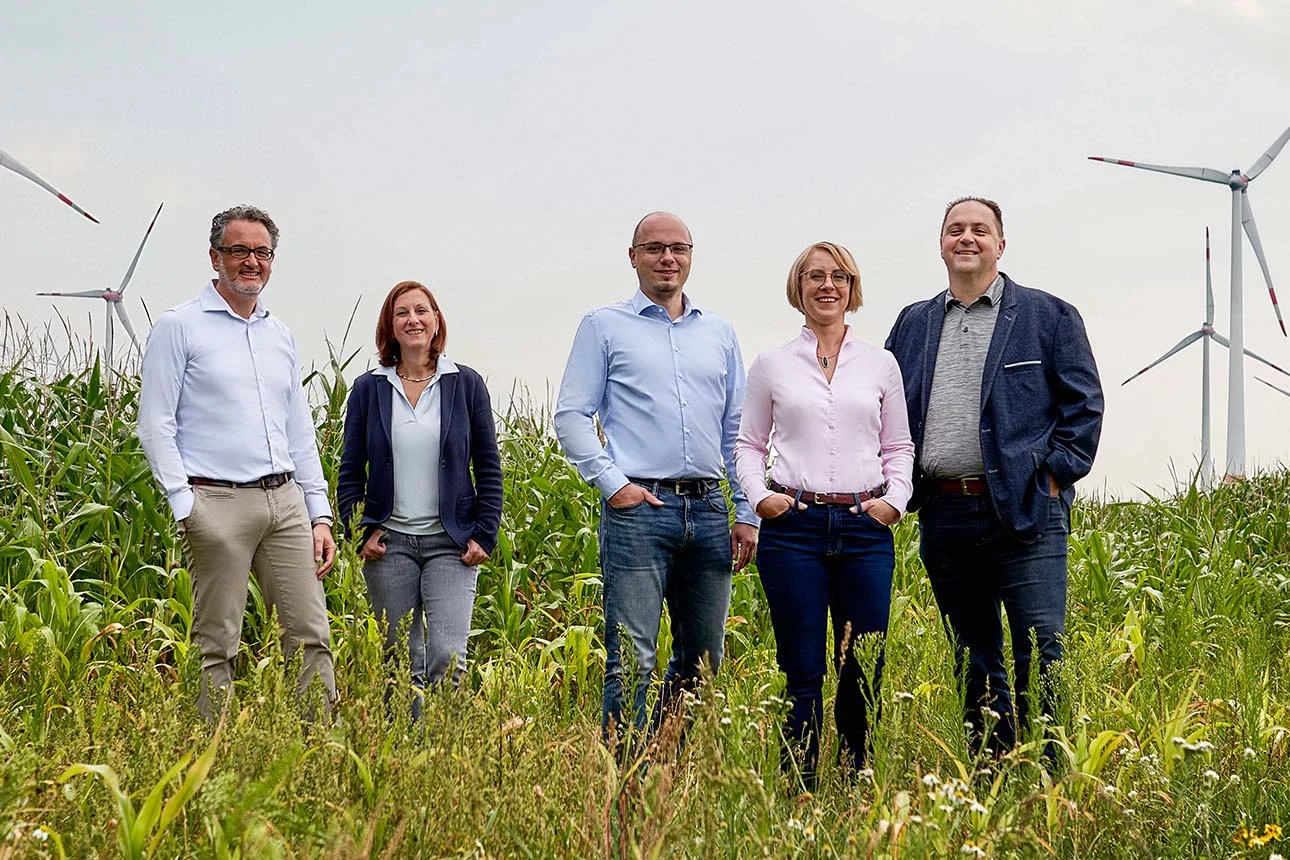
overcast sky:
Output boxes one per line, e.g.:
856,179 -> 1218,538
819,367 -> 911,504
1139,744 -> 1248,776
3,0 -> 1289,498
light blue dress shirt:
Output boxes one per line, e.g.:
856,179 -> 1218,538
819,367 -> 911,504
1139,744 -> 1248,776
554,289 -> 754,525
373,360 -> 458,535
137,282 -> 331,522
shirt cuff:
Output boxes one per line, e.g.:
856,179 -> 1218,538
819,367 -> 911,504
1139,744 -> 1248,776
594,467 -> 630,500
168,487 -> 194,522
304,492 -> 333,522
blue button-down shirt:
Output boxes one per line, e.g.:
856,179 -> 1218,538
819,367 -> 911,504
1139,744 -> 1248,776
554,289 -> 754,524
137,282 -> 331,522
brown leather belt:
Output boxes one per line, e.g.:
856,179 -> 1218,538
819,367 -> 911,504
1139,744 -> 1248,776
929,477 -> 988,496
768,480 -> 886,505
189,471 -> 294,490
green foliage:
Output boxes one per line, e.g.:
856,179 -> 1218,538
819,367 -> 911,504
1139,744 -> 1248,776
1,344 -> 1289,857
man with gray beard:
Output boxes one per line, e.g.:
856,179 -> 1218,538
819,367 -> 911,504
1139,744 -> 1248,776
138,205 -> 337,720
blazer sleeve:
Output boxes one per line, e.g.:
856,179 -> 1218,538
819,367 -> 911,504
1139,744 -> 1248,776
1045,304 -> 1104,487
467,373 -> 504,554
336,376 -> 370,540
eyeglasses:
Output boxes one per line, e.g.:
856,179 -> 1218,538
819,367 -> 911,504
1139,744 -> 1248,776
214,245 -> 276,261
633,242 -> 694,257
801,269 -> 852,287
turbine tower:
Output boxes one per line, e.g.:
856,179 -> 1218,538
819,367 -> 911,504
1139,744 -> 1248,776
1090,122 -> 1290,479
38,203 -> 162,374
1121,229 -> 1290,489
1,146 -> 98,223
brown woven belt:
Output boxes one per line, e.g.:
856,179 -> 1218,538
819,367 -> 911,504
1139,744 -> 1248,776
929,477 -> 988,496
768,480 -> 886,505
189,471 -> 294,490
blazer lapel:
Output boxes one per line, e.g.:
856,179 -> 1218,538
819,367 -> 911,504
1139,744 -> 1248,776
439,372 -> 459,458
377,374 -> 393,444
920,296 -> 947,420
980,277 -> 1018,409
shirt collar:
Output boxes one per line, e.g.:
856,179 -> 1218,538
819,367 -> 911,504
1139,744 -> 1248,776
373,356 -> 459,383
631,288 -> 700,319
799,325 -> 854,349
944,274 -> 1004,310
200,281 -> 269,320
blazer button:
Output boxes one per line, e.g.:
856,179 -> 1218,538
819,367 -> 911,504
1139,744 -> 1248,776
441,459 -> 447,468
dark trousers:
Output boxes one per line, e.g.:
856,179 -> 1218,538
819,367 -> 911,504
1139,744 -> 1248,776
918,493 -> 1069,755
756,503 -> 894,787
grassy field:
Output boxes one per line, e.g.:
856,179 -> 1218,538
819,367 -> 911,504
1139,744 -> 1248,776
1,342 -> 1289,858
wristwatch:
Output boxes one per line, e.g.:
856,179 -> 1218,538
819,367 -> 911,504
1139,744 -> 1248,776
311,516 -> 334,528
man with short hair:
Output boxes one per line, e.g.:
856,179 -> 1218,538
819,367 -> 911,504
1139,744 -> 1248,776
138,204 -> 337,720
555,211 -> 758,742
885,197 -> 1103,756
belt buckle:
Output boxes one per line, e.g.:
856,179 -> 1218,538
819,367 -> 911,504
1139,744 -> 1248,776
960,477 -> 972,495
812,491 -> 825,504
672,480 -> 685,496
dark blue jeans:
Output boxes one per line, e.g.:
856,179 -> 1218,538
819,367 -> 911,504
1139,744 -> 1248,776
756,502 -> 894,786
598,481 -> 732,740
918,493 -> 1069,755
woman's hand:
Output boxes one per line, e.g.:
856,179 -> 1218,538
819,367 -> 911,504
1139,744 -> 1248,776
460,539 -> 489,566
756,493 -> 804,520
358,527 -> 387,561
853,498 -> 899,526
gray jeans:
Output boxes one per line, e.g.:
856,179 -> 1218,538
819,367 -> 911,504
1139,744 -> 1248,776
361,529 -> 478,714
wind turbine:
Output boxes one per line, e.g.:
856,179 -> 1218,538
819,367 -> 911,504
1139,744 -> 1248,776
1090,122 -> 1290,479
1121,229 -> 1290,489
1,146 -> 98,223
37,202 -> 162,374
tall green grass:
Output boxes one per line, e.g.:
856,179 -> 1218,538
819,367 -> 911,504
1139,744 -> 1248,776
1,335 -> 1289,857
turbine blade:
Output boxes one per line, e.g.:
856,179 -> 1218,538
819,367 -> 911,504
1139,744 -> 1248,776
117,202 -> 164,294
1241,194 -> 1285,335
37,290 -> 108,298
1121,329 -> 1206,385
1240,345 -> 1290,378
1205,227 -> 1214,325
0,146 -> 99,223
114,301 -> 141,353
1255,376 -> 1290,398
1087,156 -> 1230,184
1245,123 -> 1290,181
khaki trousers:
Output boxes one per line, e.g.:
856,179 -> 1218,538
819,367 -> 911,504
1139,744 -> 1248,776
183,479 -> 335,720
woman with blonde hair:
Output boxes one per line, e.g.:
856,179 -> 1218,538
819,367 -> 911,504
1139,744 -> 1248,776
735,242 -> 914,788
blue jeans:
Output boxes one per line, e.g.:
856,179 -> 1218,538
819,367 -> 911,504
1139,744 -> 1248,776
598,481 -> 732,739
757,502 -> 894,785
917,493 -> 1069,754
361,529 -> 478,720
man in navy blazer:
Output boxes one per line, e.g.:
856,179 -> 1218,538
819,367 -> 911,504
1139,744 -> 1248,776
885,197 -> 1103,758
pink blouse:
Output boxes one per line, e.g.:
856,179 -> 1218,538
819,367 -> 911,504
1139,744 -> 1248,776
735,326 -> 915,517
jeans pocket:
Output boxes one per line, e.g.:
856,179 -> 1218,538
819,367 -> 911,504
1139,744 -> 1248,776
861,511 -> 891,529
607,498 -> 647,513
703,490 -> 729,515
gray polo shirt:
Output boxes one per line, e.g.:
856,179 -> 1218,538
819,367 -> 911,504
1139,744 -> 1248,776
919,275 -> 1004,478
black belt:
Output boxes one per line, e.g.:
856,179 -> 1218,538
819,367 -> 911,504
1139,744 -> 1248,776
768,480 -> 886,505
627,476 -> 719,496
189,471 -> 294,490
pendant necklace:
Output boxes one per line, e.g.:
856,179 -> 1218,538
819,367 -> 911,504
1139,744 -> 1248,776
817,351 -> 841,369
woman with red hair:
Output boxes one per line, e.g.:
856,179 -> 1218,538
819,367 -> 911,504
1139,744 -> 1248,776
338,281 -> 502,718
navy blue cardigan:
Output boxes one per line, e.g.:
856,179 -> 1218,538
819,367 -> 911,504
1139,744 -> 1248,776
885,275 -> 1104,540
337,365 -> 503,553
